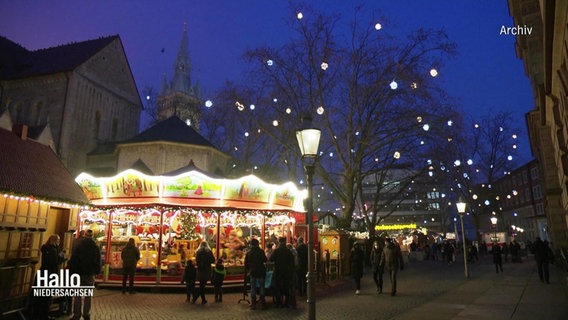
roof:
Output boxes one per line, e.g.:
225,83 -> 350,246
124,116 -> 216,148
131,158 -> 154,176
162,159 -> 223,178
0,128 -> 89,204
0,35 -> 118,80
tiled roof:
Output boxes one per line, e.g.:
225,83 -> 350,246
0,128 -> 89,204
0,35 -> 118,80
124,116 -> 217,148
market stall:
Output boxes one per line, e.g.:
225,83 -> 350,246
75,169 -> 306,284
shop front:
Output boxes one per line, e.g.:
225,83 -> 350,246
75,169 -> 306,284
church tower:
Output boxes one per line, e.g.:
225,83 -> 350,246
156,23 -> 202,131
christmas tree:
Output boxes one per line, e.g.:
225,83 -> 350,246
178,212 -> 199,240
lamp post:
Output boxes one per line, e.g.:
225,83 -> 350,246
453,217 -> 459,243
490,216 -> 498,242
456,198 -> 469,278
296,115 -> 321,320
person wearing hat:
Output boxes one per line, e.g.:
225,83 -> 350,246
349,242 -> 365,295
380,237 -> 404,296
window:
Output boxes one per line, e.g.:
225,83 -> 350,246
536,203 -> 544,215
530,166 -> 539,179
19,232 -> 33,258
533,185 -> 543,200
525,188 -> 531,202
94,110 -> 101,139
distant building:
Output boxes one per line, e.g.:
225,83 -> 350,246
86,116 -> 230,176
493,159 -> 546,241
509,1 -> 568,250
156,24 -> 202,131
0,35 -> 142,176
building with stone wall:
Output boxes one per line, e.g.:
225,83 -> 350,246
509,0 -> 568,250
0,35 -> 142,176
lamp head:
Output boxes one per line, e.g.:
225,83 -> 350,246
296,115 -> 321,158
456,197 -> 466,214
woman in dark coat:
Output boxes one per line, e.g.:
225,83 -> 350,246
194,241 -> 215,304
36,235 -> 65,319
349,242 -> 365,295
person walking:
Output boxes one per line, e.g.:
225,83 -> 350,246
120,238 -> 140,294
68,230 -> 101,320
380,237 -> 404,296
212,258 -> 227,302
349,242 -> 365,295
492,242 -> 503,273
181,259 -> 196,302
533,237 -> 554,283
35,234 -> 65,320
370,240 -> 384,293
194,241 -> 215,304
295,237 -> 308,296
269,237 -> 294,308
244,238 -> 267,310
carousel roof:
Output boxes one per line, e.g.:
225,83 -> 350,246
76,168 -> 306,212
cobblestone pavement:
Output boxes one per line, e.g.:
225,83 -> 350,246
50,254 -> 568,320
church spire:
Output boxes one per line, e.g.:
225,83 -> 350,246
171,22 -> 191,93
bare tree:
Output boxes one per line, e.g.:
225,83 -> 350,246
207,4 -> 459,236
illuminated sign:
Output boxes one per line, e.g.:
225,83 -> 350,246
375,223 -> 417,231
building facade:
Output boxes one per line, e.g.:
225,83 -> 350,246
0,35 -> 142,176
493,159 -> 546,242
509,0 -> 568,250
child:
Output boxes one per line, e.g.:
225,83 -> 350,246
212,258 -> 227,302
181,259 -> 196,302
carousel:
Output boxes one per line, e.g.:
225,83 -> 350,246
75,169 -> 307,284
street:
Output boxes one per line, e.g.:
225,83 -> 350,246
50,253 -> 568,320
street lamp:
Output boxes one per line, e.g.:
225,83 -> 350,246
490,216 -> 498,242
456,198 -> 469,278
296,115 -> 321,320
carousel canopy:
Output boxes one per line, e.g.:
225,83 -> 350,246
76,169 -> 306,212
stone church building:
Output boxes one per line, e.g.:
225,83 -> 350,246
0,26 -> 229,178
0,35 -> 142,176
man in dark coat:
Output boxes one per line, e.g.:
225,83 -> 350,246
68,230 -> 101,320
120,238 -> 140,294
295,237 -> 308,296
194,241 -> 215,304
533,237 -> 554,283
380,238 -> 404,296
269,237 -> 294,308
370,240 -> 384,293
349,242 -> 365,295
244,238 -> 267,309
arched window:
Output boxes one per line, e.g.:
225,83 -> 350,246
94,110 -> 101,139
34,101 -> 43,125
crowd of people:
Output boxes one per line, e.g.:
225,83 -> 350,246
35,231 -> 557,319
